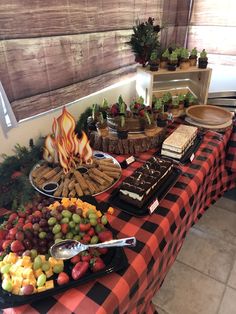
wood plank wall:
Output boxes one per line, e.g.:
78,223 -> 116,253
0,1 -> 163,121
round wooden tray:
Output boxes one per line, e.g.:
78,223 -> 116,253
185,117 -> 232,131
186,105 -> 232,125
89,128 -> 166,155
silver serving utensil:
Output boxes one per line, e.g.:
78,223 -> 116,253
50,237 -> 136,260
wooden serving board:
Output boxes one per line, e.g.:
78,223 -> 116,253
89,128 -> 166,155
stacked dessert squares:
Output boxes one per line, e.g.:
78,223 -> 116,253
161,125 -> 198,160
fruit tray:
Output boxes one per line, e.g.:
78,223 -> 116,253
0,197 -> 128,309
108,167 -> 181,217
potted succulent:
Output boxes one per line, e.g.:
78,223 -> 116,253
156,105 -> 168,127
180,48 -> 190,70
128,17 -> 161,67
167,51 -> 178,71
117,115 -> 129,139
96,112 -> 109,137
152,97 -> 163,120
198,49 -> 208,69
162,92 -> 172,111
149,51 -> 160,71
171,98 -> 180,115
189,47 -> 198,66
144,112 -> 157,137
177,94 -> 185,109
185,92 -> 198,107
175,47 -> 183,67
160,49 -> 170,69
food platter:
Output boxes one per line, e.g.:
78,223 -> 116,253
29,151 -> 122,199
186,105 -> 232,125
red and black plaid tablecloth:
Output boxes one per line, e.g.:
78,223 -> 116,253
2,122 -> 236,314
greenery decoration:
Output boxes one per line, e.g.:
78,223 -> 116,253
128,17 -> 161,67
0,140 -> 43,209
75,107 -> 93,135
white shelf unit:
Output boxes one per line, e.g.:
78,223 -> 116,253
136,67 -> 212,106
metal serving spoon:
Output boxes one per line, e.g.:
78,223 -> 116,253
50,237 -> 136,260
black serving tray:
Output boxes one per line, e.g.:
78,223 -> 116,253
0,197 -> 128,309
108,167 -> 181,217
159,133 -> 203,165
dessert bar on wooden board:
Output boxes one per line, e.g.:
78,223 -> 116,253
119,157 -> 173,208
161,125 -> 198,157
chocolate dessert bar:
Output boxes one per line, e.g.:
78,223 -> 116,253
119,157 -> 173,208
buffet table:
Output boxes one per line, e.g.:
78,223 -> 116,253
2,120 -> 236,314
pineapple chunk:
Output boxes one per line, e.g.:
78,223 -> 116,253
22,256 -> 32,267
22,267 -> 34,279
37,285 -> 46,293
45,268 -> 53,278
34,269 -> 43,278
7,252 -> 18,264
45,280 -> 54,290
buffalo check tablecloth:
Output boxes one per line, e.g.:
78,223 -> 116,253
2,120 -> 236,314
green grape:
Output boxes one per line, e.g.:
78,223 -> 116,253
48,217 -> 57,226
55,238 -> 63,244
2,279 -> 12,292
90,235 -> 99,244
72,214 -> 81,223
39,231 -> 47,239
61,217 -> 69,224
88,213 -> 97,220
62,210 -> 72,218
42,261 -> 50,272
95,224 -> 103,233
65,232 -> 73,239
52,224 -> 61,234
101,215 -> 108,225
86,208 -> 96,217
74,225 -> 80,233
90,218 -> 97,226
1,264 -> 11,274
37,273 -> 46,287
33,256 -> 42,270
53,264 -> 64,274
73,235 -> 81,241
54,232 -> 63,240
69,221 -> 75,229
30,249 -> 38,259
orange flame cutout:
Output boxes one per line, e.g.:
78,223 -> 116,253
43,107 -> 93,172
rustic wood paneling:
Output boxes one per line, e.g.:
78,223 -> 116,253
2,30 -> 133,101
11,64 -> 137,121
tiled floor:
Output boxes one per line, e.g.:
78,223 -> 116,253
152,188 -> 236,314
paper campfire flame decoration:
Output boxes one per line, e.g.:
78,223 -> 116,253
43,107 -> 93,173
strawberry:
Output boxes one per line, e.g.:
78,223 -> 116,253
90,257 -> 105,272
8,213 -> 18,223
33,210 -> 42,218
139,109 -> 145,117
0,229 -> 7,240
80,252 -> 91,263
11,240 -> 25,253
11,171 -> 22,179
15,231 -> 24,241
2,240 -> 12,251
98,248 -> 108,255
72,261 -> 89,280
87,227 -> 95,237
57,272 -> 70,285
70,254 -> 81,264
9,227 -> 18,237
23,222 -> 33,231
82,234 -> 91,244
98,230 -> 113,243
61,223 -> 69,234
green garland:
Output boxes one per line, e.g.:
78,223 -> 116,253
0,140 -> 43,209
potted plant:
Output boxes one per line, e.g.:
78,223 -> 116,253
170,98 -> 179,115
177,94 -> 185,109
149,51 -> 160,71
189,47 -> 198,66
162,92 -> 172,111
185,92 -> 198,107
156,104 -> 168,127
128,17 -> 161,67
87,103 -> 99,131
167,51 -> 178,71
117,115 -> 129,139
152,97 -> 163,120
198,49 -> 208,69
144,112 -> 157,137
180,48 -> 190,70
96,112 -> 109,137
160,49 -> 169,69
175,47 -> 183,67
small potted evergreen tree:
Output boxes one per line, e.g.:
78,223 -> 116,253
180,48 -> 190,70
162,92 -> 172,111
144,112 -> 157,136
177,94 -> 185,109
117,115 -> 129,139
167,51 -> 178,71
198,49 -> 208,69
189,47 -> 198,66
149,51 -> 160,71
160,49 -> 169,69
152,97 -> 163,120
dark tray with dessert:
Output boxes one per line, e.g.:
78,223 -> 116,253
108,157 -> 181,217
159,133 -> 203,164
